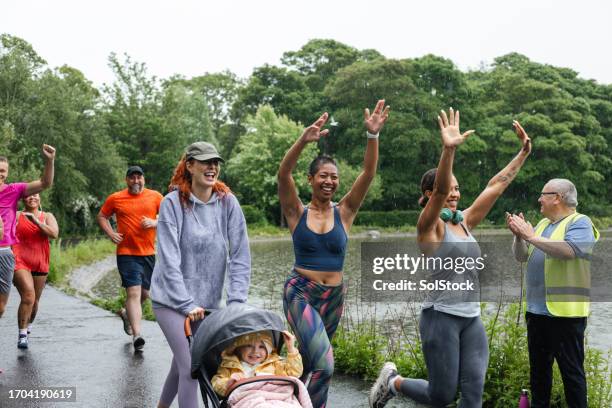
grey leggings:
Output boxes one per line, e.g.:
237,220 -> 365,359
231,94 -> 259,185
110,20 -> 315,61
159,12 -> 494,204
398,307 -> 489,408
155,307 -> 202,408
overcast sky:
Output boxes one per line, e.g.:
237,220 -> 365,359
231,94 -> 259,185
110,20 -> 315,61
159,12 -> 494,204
2,0 -> 611,87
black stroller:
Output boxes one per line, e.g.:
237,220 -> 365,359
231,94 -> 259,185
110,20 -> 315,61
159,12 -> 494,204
187,303 -> 309,408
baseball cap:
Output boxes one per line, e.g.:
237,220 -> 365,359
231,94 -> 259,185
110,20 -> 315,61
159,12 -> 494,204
126,166 -> 144,177
185,142 -> 224,163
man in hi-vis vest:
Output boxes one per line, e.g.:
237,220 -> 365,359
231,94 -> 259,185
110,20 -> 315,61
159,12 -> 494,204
507,178 -> 599,408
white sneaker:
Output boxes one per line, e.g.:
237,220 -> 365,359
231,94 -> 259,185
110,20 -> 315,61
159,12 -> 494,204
369,362 -> 398,408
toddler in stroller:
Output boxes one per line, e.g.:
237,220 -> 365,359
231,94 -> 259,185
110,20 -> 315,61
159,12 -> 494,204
212,330 -> 302,396
189,303 -> 313,408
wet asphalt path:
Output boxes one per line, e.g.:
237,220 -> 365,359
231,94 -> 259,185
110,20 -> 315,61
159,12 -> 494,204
0,286 -> 417,407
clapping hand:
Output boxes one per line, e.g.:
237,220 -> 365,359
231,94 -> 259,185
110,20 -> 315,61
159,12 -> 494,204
506,212 -> 534,241
438,108 -> 474,148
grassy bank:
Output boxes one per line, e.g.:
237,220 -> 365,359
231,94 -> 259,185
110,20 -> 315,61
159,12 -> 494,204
332,302 -> 612,407
48,238 -> 116,285
91,290 -> 156,321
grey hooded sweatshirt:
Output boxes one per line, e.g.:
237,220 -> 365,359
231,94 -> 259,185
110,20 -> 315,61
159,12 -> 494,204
150,190 -> 251,315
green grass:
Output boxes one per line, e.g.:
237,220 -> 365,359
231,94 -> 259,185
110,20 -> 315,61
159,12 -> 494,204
47,238 -> 116,285
91,289 -> 156,321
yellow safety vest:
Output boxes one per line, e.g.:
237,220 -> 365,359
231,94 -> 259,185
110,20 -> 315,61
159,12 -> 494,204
527,212 -> 599,317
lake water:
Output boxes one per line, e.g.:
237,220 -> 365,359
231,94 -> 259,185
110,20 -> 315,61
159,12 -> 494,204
93,230 -> 612,352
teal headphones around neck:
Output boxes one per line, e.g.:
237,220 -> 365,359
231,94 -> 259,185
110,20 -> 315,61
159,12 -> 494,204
440,208 -> 464,224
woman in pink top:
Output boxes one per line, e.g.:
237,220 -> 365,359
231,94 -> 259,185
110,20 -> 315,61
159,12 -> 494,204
0,145 -> 56,337
13,193 -> 59,349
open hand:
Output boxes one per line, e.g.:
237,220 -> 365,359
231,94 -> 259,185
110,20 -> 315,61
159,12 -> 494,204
281,330 -> 297,353
513,120 -> 531,156
438,108 -> 474,148
364,100 -> 390,135
300,113 -> 330,144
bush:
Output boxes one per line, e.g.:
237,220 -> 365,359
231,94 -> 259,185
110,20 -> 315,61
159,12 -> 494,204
355,210 -> 421,227
241,204 -> 267,226
592,216 -> 612,229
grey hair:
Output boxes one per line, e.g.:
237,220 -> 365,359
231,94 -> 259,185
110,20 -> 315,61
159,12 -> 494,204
548,178 -> 578,207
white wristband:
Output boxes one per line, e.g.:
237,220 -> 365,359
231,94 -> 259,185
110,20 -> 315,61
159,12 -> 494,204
366,131 -> 379,139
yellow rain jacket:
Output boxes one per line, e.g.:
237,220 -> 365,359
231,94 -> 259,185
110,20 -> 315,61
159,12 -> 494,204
212,332 -> 303,396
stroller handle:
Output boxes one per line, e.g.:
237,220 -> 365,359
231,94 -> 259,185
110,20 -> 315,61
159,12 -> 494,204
184,309 -> 211,341
184,317 -> 193,338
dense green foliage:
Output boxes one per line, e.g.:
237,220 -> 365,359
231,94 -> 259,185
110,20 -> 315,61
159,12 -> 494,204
1,34 -> 610,232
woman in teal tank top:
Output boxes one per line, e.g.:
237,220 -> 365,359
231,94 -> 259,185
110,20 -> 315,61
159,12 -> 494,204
369,108 -> 532,408
278,100 -> 390,408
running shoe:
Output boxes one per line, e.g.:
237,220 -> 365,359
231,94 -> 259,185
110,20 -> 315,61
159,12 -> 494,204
17,334 -> 28,349
118,308 -> 133,336
133,336 -> 145,351
369,362 -> 398,408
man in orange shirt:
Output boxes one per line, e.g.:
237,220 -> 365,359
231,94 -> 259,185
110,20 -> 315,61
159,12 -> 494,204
97,166 -> 163,351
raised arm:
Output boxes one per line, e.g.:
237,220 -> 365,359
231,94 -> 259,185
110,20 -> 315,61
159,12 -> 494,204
417,108 -> 474,238
339,100 -> 389,227
25,145 -> 56,196
278,113 -> 329,231
463,121 -> 531,230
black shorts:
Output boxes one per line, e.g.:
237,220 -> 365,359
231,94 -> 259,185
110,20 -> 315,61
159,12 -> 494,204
116,255 -> 155,290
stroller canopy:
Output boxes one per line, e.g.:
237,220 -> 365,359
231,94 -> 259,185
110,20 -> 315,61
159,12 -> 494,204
191,303 -> 286,378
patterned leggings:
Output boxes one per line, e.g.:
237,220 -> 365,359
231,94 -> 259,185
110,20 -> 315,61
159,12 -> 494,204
283,270 -> 346,408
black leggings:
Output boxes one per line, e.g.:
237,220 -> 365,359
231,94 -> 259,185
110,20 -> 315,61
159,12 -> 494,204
397,308 -> 489,407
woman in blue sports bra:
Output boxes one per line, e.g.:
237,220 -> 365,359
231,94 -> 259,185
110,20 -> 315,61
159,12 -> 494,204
369,108 -> 532,408
278,100 -> 390,408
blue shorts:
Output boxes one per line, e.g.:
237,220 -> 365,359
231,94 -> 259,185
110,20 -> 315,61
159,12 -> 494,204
116,255 -> 155,290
